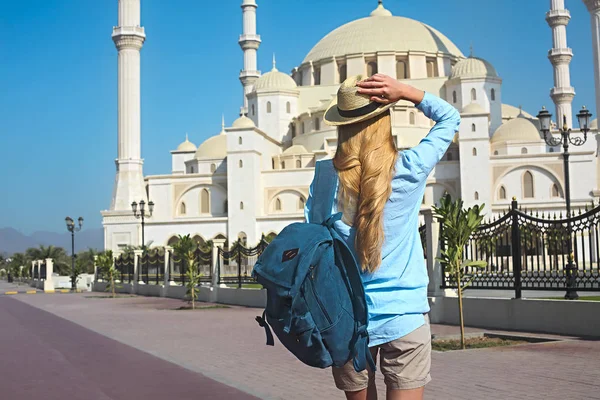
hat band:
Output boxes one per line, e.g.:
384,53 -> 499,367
338,101 -> 380,118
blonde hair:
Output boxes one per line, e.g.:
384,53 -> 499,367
333,111 -> 397,273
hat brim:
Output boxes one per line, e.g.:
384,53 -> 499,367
323,96 -> 397,127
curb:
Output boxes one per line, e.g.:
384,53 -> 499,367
2,289 -> 84,295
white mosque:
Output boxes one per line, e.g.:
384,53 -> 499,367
102,0 -> 600,252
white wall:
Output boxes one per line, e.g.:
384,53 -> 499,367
175,184 -> 228,218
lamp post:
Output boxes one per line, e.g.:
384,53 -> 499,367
65,216 -> 83,291
536,106 -> 593,300
131,200 -> 154,250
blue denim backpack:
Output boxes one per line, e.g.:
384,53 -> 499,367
252,160 -> 375,373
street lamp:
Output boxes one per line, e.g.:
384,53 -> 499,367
536,106 -> 593,300
65,216 -> 84,291
131,200 -> 154,250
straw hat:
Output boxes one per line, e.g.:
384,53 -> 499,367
324,75 -> 398,126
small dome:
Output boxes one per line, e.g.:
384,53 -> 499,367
502,104 -> 534,120
253,65 -> 297,92
590,118 -> 598,129
450,56 -> 498,80
461,103 -> 488,115
232,115 -> 256,129
175,134 -> 197,152
283,145 -> 309,155
195,134 -> 227,159
491,116 -> 541,144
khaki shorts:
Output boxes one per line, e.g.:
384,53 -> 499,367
332,316 -> 432,392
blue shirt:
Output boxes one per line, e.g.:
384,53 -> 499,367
304,93 -> 461,346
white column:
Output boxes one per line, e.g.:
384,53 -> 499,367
547,0 -> 575,128
239,0 -> 261,115
44,258 -> 55,293
163,246 -> 172,287
110,0 -> 147,211
423,210 -> 443,297
133,249 -> 144,288
584,0 -> 600,123
211,239 -> 226,287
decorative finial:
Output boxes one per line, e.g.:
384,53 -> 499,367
470,42 -> 474,57
185,133 -> 189,141
222,114 -> 225,130
272,53 -> 277,71
378,0 -> 383,4
518,105 -> 523,117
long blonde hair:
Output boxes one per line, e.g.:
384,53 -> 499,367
333,111 -> 397,273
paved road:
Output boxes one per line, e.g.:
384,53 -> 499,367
0,296 -> 258,400
11,294 -> 600,400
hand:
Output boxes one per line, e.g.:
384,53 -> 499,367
356,74 -> 424,105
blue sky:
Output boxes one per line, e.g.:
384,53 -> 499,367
0,0 -> 597,234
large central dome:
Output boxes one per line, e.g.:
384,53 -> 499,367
303,5 -> 464,63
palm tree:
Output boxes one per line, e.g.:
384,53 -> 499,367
25,245 -> 70,275
76,248 -> 98,274
172,235 -> 200,309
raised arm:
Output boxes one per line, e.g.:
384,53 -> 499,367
357,74 -> 461,177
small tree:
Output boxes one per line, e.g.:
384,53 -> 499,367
97,251 -> 118,298
173,235 -> 200,309
433,194 -> 487,349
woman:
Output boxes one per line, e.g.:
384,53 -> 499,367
304,74 -> 460,400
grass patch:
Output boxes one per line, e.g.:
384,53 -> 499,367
432,337 -> 528,352
539,296 -> 600,301
225,283 -> 263,289
175,305 -> 230,311
85,295 -> 137,299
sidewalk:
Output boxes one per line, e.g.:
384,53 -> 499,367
14,294 -> 600,400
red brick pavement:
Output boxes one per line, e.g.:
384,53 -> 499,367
14,294 -> 600,400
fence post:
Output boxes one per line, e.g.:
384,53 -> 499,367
44,258 -> 55,293
163,246 -> 172,288
133,249 -> 144,293
511,198 -> 522,299
423,209 -> 443,297
212,239 -> 226,288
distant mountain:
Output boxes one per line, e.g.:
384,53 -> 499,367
0,227 -> 104,256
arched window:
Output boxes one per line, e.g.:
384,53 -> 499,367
238,136 -> 242,145
190,166 -> 195,174
238,232 -> 247,246
314,118 -> 320,131
367,61 -> 378,76
426,60 -> 437,78
251,104 -> 255,116
200,189 -> 210,214
472,147 -> 477,156
523,171 -> 534,198
313,67 -> 321,85
275,198 -> 282,211
549,147 -> 555,153
286,102 -> 291,113
409,112 -> 416,125
471,88 -> 477,101
239,159 -> 243,168
338,64 -> 347,83
168,236 -> 180,246
474,192 -> 479,200
267,101 -> 272,113
281,161 -> 285,170
223,200 -> 228,214
396,60 -> 407,79
494,150 -> 499,156
552,184 -> 560,197
452,91 -> 457,104
491,88 -> 496,101
521,147 -> 528,154
299,197 -> 305,210
272,159 -> 275,169
296,159 -> 301,168
301,121 -> 305,134
471,123 -> 476,132
240,202 -> 244,210
180,202 -> 187,215
210,163 -> 216,173
499,186 -> 507,200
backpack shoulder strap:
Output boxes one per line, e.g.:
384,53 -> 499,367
310,160 -> 337,224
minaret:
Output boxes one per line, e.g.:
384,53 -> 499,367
583,0 -> 600,122
110,0 -> 147,211
239,0 -> 261,116
547,0 -> 575,128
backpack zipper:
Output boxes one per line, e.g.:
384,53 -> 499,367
308,266 -> 332,325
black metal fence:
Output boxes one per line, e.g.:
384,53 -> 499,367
40,261 -> 47,280
114,253 -> 134,283
217,239 -> 269,287
441,199 -> 600,298
170,246 -> 213,285
138,249 -> 165,285
33,264 -> 39,279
